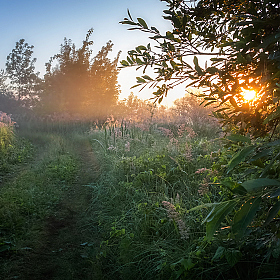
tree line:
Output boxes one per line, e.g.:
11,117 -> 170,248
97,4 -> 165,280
0,28 -> 120,119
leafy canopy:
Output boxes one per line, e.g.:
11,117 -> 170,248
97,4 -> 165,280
6,39 -> 41,107
120,0 -> 280,137
42,29 -> 120,118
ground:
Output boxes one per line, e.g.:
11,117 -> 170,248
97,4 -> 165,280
0,131 -> 103,280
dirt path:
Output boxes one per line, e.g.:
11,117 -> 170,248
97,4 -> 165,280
2,135 -> 103,280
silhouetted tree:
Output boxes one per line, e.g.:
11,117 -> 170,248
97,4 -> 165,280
42,29 -> 120,118
6,39 -> 41,107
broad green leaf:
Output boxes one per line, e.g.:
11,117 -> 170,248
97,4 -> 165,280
137,18 -> 148,29
264,201 -> 280,226
188,202 -> 217,212
260,151 -> 280,178
250,149 -> 271,161
241,178 -> 280,192
227,146 -> 255,173
227,134 -> 251,143
212,246 -> 225,261
221,180 -> 247,195
180,258 -> 195,271
270,188 -> 280,198
224,249 -> 242,266
232,197 -> 261,239
205,200 -> 237,241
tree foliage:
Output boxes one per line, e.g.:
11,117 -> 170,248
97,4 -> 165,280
6,39 -> 41,107
42,29 -> 120,118
120,0 -> 280,265
120,0 -> 280,137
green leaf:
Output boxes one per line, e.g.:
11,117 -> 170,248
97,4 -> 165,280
241,178 -> 280,192
206,67 -> 219,74
136,58 -> 143,65
136,77 -> 146,83
227,134 -> 251,143
137,18 -> 148,29
151,26 -> 160,33
212,246 -> 225,261
227,146 -> 255,173
170,60 -> 178,70
188,202 -> 217,212
205,200 -> 237,241
127,9 -> 133,21
142,75 -> 153,81
224,249 -> 242,266
250,149 -> 271,161
193,56 -> 203,76
127,56 -> 133,65
264,201 -> 280,226
130,84 -> 141,89
166,31 -> 174,40
180,258 -> 195,271
270,188 -> 280,198
232,197 -> 261,239
221,180 -> 247,195
120,60 -> 129,67
263,107 -> 280,124
0,244 -> 11,252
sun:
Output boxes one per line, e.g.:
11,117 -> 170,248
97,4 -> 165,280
241,88 -> 257,102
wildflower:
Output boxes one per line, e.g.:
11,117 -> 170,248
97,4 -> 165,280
124,141 -> 130,152
176,219 -> 189,240
157,127 -> 173,138
107,145 -> 116,151
198,178 -> 209,196
162,200 -> 189,240
195,168 -> 210,174
185,127 -> 196,139
162,201 -> 179,220
185,142 -> 192,160
177,124 -> 186,137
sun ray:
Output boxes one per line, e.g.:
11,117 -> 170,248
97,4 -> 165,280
241,88 -> 257,102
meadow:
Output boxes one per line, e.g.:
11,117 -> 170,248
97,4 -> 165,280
1,94 -> 280,279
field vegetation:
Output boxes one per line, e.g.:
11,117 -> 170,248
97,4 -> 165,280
0,0 -> 280,279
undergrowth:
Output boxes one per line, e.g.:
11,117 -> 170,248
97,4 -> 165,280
88,117 -> 223,279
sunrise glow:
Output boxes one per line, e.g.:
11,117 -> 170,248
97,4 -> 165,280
241,88 -> 257,102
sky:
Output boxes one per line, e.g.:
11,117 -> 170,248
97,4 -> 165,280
0,0 -> 188,106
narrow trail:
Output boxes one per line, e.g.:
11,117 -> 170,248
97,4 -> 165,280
3,134 -> 103,280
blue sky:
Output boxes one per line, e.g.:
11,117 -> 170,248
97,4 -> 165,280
0,0 -> 187,105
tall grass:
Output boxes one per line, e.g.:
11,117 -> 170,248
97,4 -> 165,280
87,103 -> 222,279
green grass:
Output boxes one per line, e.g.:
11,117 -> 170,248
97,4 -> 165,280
0,124 -> 104,279
2,115 -> 279,279
87,121 -> 222,279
